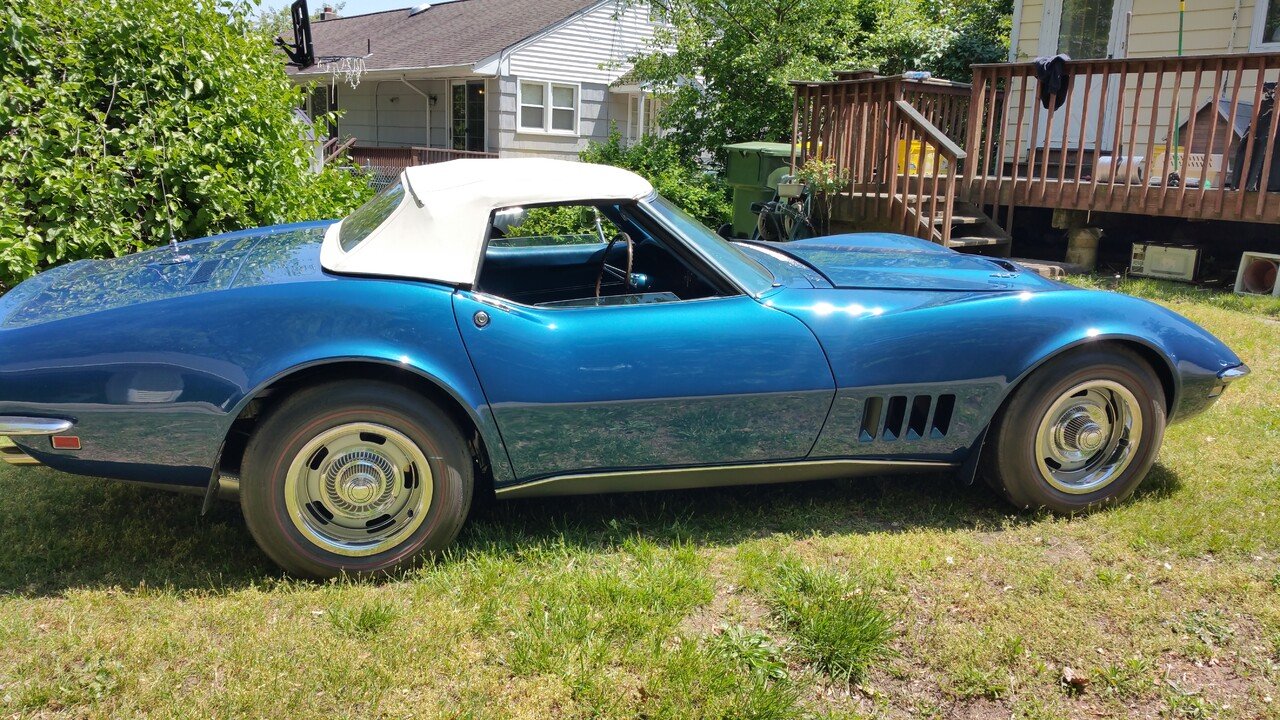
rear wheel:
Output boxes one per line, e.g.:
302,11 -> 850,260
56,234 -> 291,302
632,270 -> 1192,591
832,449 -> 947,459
241,381 -> 472,578
983,346 -> 1166,513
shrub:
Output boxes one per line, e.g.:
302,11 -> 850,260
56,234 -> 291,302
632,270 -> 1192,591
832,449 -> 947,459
580,130 -> 731,229
0,0 -> 372,291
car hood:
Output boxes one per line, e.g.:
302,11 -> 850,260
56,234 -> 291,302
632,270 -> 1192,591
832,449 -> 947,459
759,233 -> 1061,293
0,221 -> 333,328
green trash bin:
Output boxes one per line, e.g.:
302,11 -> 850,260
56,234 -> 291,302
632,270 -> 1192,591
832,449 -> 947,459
723,142 -> 795,237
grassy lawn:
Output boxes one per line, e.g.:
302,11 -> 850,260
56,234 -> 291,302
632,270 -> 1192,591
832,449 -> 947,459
0,278 -> 1277,719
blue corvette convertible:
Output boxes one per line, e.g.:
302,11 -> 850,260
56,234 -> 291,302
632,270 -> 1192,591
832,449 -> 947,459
0,159 -> 1248,577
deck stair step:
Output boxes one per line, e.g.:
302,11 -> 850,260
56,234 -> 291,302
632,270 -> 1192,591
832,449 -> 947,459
949,235 -> 1010,248
932,214 -> 987,227
932,200 -> 1013,257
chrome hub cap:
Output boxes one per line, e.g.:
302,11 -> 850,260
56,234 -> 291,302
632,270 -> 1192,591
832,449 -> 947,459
284,423 -> 433,557
1035,380 -> 1142,495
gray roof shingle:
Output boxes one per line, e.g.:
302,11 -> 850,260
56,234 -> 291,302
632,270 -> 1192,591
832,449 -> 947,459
290,0 -> 599,74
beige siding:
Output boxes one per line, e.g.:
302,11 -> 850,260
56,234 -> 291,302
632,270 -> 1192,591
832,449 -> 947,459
1014,0 -> 1044,60
1005,0 -> 1271,163
331,79 -> 448,148
1016,0 -> 1258,59
1126,0 -> 1246,57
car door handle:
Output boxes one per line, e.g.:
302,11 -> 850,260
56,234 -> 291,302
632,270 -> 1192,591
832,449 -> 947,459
473,310 -> 490,328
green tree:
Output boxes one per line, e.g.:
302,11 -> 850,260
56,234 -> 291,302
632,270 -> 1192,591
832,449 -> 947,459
0,0 -> 371,290
854,0 -> 1011,81
631,0 -> 860,161
580,129 -> 731,228
253,0 -> 347,40
629,0 -> 1010,160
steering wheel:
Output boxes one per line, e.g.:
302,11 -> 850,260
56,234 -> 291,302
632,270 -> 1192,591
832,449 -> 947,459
595,232 -> 634,299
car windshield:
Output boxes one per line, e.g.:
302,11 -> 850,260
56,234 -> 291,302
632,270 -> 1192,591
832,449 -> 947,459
642,194 -> 775,295
339,182 -> 406,252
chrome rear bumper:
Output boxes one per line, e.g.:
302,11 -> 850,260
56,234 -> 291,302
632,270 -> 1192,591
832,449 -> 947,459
0,416 -> 74,467
0,416 -> 73,436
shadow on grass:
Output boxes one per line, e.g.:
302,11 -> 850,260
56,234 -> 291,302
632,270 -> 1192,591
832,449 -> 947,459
0,461 -> 1182,597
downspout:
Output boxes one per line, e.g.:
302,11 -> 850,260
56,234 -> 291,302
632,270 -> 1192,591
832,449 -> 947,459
1227,0 -> 1242,54
1224,0 -> 1243,98
398,76 -> 433,149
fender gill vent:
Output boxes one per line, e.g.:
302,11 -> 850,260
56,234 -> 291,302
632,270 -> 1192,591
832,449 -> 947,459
931,394 -> 956,438
882,396 -> 908,440
907,396 -> 931,439
186,259 -> 222,285
859,397 -> 884,442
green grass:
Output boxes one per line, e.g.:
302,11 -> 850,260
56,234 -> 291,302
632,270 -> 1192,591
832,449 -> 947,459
0,278 -> 1278,718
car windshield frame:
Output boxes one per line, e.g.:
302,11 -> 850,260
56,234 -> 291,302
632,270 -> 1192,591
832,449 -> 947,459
639,193 -> 775,296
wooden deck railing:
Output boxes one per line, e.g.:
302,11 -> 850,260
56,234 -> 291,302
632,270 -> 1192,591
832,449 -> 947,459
965,52 -> 1280,224
791,75 -> 972,244
347,145 -> 499,171
892,100 -> 966,244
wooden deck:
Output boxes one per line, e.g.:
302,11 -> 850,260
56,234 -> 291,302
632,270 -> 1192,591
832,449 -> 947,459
347,145 -> 499,171
792,52 -> 1280,251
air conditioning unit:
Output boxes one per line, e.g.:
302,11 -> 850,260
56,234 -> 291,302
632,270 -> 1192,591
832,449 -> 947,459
1234,251 -> 1280,297
1130,242 -> 1202,282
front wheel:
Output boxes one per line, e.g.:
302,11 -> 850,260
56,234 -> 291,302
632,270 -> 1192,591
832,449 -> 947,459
241,380 -> 472,578
982,346 -> 1167,513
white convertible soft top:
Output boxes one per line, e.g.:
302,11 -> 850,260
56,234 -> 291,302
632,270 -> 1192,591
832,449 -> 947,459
320,158 -> 655,286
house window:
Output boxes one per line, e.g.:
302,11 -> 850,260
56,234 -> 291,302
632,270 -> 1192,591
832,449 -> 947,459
452,80 -> 486,152
1252,0 -> 1280,50
308,85 -> 337,140
1054,0 -> 1114,59
626,94 -> 663,144
518,80 -> 580,135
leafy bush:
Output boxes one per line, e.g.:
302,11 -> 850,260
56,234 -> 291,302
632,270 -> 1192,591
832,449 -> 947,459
501,206 -> 600,241
0,0 -> 372,291
580,130 -> 731,229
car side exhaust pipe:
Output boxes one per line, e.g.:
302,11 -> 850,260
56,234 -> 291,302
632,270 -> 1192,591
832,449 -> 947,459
0,437 -> 41,466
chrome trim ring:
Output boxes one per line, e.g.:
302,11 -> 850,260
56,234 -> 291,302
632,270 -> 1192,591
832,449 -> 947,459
283,422 -> 433,557
1034,380 -> 1142,495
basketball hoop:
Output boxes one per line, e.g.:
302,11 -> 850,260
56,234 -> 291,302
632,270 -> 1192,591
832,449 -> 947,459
316,55 -> 368,89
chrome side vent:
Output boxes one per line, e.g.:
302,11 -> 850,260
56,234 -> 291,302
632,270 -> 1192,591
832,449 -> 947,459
907,396 -> 931,439
882,396 -> 908,441
859,397 -> 884,442
858,393 -> 958,442
932,394 -> 956,438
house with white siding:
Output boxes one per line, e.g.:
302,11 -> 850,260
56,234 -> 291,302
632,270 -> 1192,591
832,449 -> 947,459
289,0 -> 669,172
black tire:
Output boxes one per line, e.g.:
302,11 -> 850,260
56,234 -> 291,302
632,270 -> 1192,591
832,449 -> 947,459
241,380 -> 472,578
981,346 -> 1167,513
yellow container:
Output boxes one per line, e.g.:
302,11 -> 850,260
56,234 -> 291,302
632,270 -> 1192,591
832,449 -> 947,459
896,139 -> 949,176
